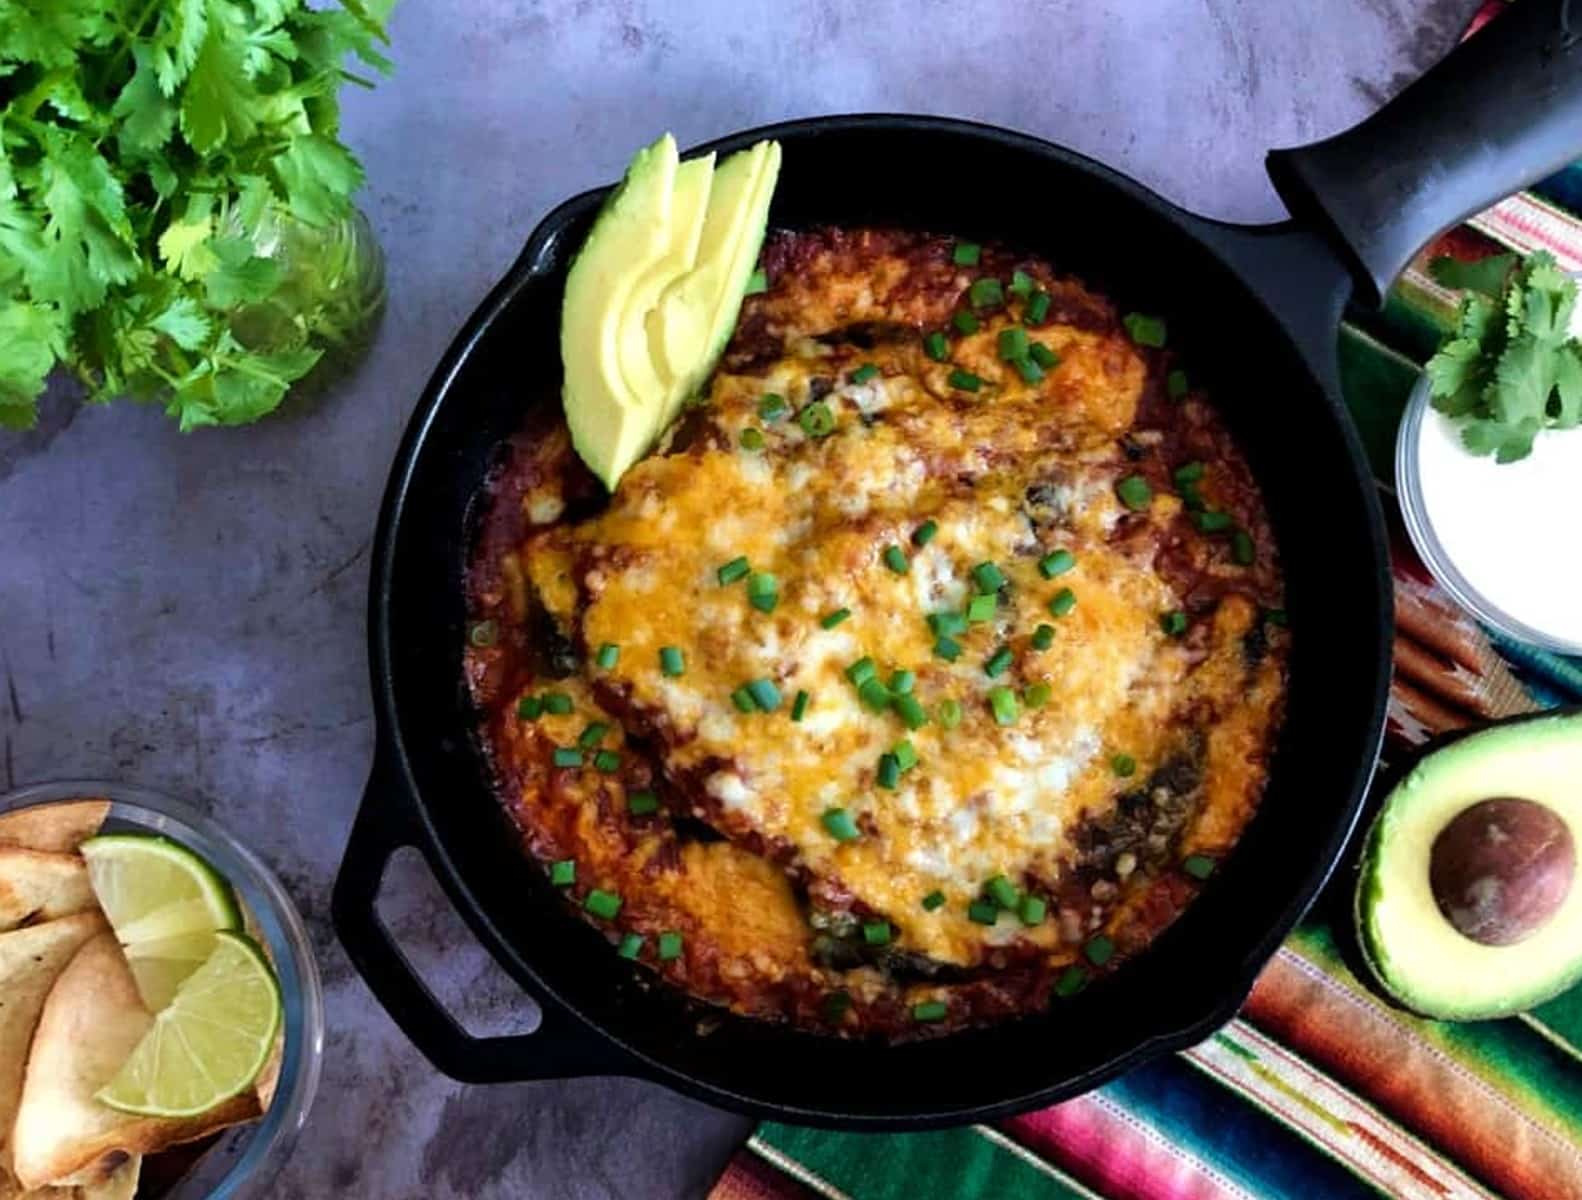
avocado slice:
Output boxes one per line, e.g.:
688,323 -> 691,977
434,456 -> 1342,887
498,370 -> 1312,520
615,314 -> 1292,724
648,139 -> 782,432
561,133 -> 682,489
1355,709 -> 1582,1020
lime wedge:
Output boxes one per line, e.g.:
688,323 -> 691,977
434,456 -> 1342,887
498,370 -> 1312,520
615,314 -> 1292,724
80,834 -> 241,1008
97,930 -> 282,1117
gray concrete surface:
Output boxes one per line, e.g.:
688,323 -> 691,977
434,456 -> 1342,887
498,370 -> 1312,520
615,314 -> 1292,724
0,1 -> 1478,1196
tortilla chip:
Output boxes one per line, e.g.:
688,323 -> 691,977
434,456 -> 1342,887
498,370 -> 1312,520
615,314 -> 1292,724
0,914 -> 109,1191
0,804 -> 108,855
0,1154 -> 139,1200
0,852 -> 94,933
11,934 -> 261,1190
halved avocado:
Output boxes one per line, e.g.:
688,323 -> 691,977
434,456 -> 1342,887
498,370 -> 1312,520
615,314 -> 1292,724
1355,709 -> 1582,1020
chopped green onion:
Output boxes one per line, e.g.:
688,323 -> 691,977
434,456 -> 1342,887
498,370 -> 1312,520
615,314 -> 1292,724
948,368 -> 982,392
658,931 -> 684,960
984,645 -> 1014,678
997,327 -> 1029,361
924,330 -> 950,361
543,691 -> 574,715
1039,549 -> 1075,579
933,636 -> 962,662
1123,313 -> 1167,347
550,859 -> 576,886
1193,510 -> 1233,533
986,875 -> 1020,910
1025,290 -> 1052,326
889,669 -> 916,695
913,519 -> 939,547
730,686 -> 756,713
1019,895 -> 1047,926
1048,588 -> 1077,617
1160,610 -> 1188,637
791,689 -> 810,722
1116,474 -> 1153,510
748,571 -> 779,613
883,544 -> 910,574
972,561 -> 1006,593
952,310 -> 981,336
922,890 -> 947,911
594,749 -> 622,773
858,678 -> 892,711
863,920 -> 892,946
895,693 -> 929,730
516,695 -> 543,720
578,721 -> 608,749
659,646 -> 685,676
468,620 -> 498,648
759,393 -> 787,420
585,889 -> 622,920
595,643 -> 620,669
969,278 -> 1004,309
1183,854 -> 1217,880
823,991 -> 853,1022
1167,369 -> 1189,399
1013,356 -> 1045,385
717,555 -> 751,585
1084,935 -> 1115,966
846,656 -> 878,686
822,807 -> 861,841
740,427 -> 765,451
851,362 -> 880,384
876,753 -> 901,789
1232,529 -> 1256,565
745,267 -> 768,294
1054,965 -> 1088,997
1111,753 -> 1136,778
1030,623 -> 1055,651
912,1000 -> 948,1023
1028,341 -> 1059,368
937,699 -> 963,728
552,747 -> 583,768
952,241 -> 981,267
968,899 -> 1000,925
1179,481 -> 1205,511
1265,607 -> 1289,627
1173,461 -> 1205,487
747,677 -> 782,712
628,790 -> 660,816
967,593 -> 998,623
929,610 -> 968,637
617,932 -> 644,959
798,400 -> 835,438
1009,269 -> 1035,298
988,686 -> 1020,726
1024,681 -> 1052,708
892,739 -> 918,771
821,607 -> 852,629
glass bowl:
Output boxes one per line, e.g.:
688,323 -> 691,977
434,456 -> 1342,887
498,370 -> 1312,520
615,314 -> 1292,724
0,781 -> 324,1200
1396,375 -> 1582,656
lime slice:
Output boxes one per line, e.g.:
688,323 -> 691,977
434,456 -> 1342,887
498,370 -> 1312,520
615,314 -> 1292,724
97,930 -> 282,1117
80,834 -> 241,1008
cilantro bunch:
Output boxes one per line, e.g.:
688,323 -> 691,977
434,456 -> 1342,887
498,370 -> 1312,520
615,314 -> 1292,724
1426,251 -> 1582,463
0,0 -> 391,431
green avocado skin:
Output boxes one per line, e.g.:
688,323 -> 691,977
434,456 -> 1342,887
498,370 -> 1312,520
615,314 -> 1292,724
1354,707 -> 1582,1021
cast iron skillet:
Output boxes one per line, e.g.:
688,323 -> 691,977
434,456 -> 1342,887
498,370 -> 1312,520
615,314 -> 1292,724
333,1 -> 1582,1127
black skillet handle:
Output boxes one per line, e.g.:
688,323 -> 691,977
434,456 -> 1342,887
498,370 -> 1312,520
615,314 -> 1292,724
332,750 -> 632,1084
1267,0 -> 1582,306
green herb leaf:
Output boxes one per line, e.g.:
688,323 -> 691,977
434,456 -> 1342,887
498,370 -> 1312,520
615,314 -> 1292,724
1429,253 -> 1518,297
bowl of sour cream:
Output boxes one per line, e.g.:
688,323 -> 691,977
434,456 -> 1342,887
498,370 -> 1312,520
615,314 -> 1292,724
1397,373 -> 1582,655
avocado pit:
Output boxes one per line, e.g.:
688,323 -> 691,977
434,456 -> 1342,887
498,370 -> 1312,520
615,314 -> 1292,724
1429,797 -> 1575,946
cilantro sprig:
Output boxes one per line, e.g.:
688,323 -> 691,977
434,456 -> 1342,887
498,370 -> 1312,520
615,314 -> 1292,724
0,0 -> 392,431
1426,251 -> 1582,464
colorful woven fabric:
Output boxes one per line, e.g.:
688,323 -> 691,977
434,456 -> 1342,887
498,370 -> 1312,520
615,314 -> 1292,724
710,4 -> 1582,1198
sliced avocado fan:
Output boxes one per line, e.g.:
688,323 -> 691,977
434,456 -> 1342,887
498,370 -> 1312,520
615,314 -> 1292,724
560,135 -> 781,489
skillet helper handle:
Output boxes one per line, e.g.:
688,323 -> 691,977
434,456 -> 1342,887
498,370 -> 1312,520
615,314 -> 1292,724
332,752 -> 629,1084
1267,0 -> 1582,306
